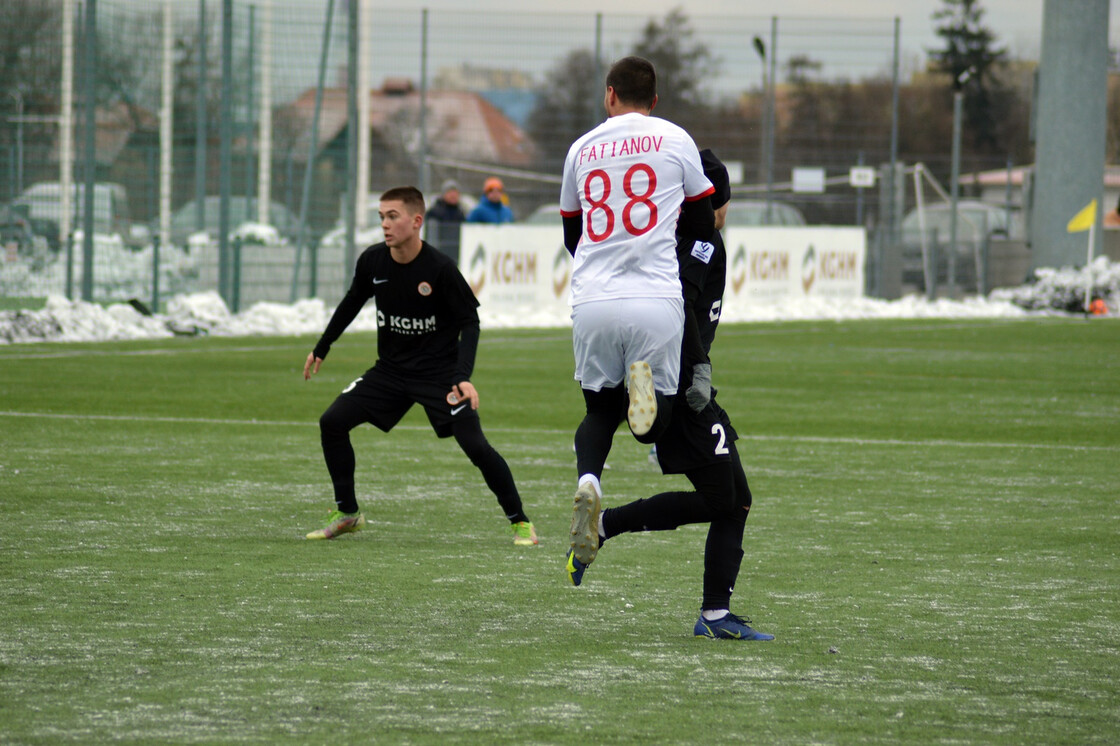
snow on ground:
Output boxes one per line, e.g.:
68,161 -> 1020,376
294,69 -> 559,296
1,258 -> 1116,345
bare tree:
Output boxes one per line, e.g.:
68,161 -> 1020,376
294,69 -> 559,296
526,48 -> 602,171
0,0 -> 64,118
630,6 -> 718,130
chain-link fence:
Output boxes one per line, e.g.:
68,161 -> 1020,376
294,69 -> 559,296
1,1 -> 921,309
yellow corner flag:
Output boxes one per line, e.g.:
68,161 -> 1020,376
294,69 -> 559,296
1067,199 -> 1098,233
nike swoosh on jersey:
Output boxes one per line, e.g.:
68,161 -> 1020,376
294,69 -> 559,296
372,278 -> 390,285
450,404 -> 468,415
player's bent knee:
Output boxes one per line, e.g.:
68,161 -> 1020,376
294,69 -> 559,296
699,487 -> 736,516
319,407 -> 353,436
690,462 -> 736,516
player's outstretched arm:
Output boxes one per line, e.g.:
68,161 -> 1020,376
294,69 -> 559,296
450,381 -> 480,410
303,352 -> 323,380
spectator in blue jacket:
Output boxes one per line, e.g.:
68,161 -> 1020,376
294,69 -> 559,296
467,177 -> 514,224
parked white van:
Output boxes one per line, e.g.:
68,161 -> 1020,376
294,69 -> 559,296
10,182 -> 136,251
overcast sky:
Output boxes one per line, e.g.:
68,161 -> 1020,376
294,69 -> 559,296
391,0 -> 1118,62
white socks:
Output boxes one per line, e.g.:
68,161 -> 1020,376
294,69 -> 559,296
702,609 -> 730,621
577,474 -> 601,496
578,475 -> 606,539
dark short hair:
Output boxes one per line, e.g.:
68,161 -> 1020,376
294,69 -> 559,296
380,186 -> 426,215
606,56 -> 657,109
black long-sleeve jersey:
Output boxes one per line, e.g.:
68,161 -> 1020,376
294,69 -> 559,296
677,228 -> 726,374
313,241 -> 481,382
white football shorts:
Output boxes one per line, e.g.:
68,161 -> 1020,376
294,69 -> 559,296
571,296 -> 684,394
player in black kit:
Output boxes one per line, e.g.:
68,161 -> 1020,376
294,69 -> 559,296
302,186 -> 538,546
564,152 -> 772,641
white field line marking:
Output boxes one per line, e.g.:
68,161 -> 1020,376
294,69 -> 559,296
2,410 -> 1116,453
0,333 -> 569,361
2,317 -> 1066,361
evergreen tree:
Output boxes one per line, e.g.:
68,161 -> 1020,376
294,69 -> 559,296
928,0 -> 1008,151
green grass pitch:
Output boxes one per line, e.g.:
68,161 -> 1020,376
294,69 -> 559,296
1,318 -> 1118,743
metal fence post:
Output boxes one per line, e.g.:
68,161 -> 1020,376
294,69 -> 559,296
949,90 -> 962,298
66,231 -> 75,300
232,235 -> 241,313
856,151 -> 865,226
289,0 -> 335,303
152,234 -> 161,313
80,0 -> 97,302
309,239 -> 318,299
345,0 -> 359,276
593,13 -> 603,131
195,0 -> 207,236
219,0 -> 234,305
245,4 -> 256,216
417,8 -> 429,197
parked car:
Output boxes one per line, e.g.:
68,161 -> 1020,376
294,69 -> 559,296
0,204 -> 51,261
9,182 -> 137,251
899,200 -> 1023,291
163,196 -> 300,247
900,199 -> 1020,241
316,199 -> 389,254
523,199 -> 809,229
523,203 -> 563,226
316,223 -> 385,256
723,199 -> 807,227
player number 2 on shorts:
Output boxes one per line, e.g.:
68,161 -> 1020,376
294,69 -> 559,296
711,423 -> 730,456
584,163 -> 659,242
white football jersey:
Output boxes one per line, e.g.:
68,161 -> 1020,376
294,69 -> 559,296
560,113 -> 713,306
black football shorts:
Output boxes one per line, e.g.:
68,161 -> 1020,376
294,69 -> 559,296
334,366 -> 478,438
654,396 -> 739,475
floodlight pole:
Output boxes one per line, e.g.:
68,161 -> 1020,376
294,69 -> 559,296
752,36 -> 767,185
764,17 -> 777,225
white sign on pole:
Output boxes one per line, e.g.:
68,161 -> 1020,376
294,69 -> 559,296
724,160 -> 745,184
849,166 -> 876,188
792,167 -> 826,194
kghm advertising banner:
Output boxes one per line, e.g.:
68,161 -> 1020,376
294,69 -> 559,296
460,225 -> 574,328
458,225 -> 865,327
722,227 -> 865,318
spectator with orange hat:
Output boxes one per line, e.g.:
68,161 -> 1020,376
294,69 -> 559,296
1104,196 -> 1120,229
466,177 -> 514,224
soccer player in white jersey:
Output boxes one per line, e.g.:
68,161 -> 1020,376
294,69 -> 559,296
559,56 -> 715,578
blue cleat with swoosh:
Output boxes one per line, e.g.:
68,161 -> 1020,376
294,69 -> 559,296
693,612 -> 774,641
565,548 -> 589,586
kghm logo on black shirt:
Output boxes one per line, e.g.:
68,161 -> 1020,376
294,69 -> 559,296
377,310 -> 437,335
